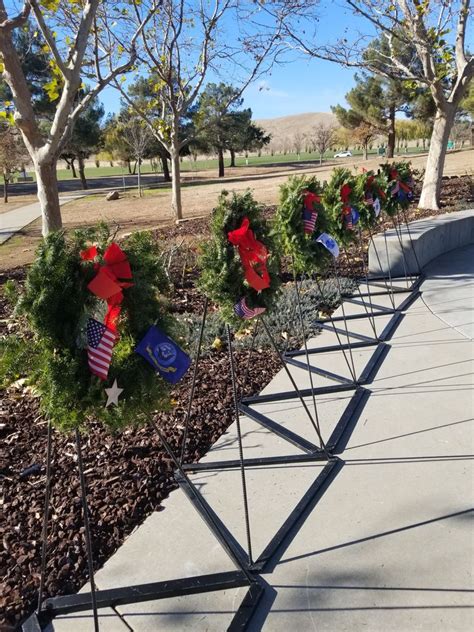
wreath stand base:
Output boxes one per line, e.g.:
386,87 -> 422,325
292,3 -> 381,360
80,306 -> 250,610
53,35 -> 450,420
21,423 -> 264,632
284,213 -> 423,398
175,297 -> 353,572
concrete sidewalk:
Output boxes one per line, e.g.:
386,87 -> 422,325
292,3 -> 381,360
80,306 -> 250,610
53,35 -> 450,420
50,245 -> 474,632
0,195 -> 83,244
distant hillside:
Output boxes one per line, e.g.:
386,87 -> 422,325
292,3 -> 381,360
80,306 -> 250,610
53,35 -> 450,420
256,112 -> 336,137
255,112 -> 338,152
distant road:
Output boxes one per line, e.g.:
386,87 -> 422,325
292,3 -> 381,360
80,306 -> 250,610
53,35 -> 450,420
6,172 -> 166,198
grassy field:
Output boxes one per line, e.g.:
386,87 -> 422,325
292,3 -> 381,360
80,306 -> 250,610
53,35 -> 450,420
36,145 -> 431,182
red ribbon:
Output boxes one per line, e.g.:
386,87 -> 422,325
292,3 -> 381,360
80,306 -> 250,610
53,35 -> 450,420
366,175 -> 386,200
340,183 -> 352,217
390,169 -> 411,194
227,217 -> 270,292
303,191 -> 320,210
80,242 -> 133,331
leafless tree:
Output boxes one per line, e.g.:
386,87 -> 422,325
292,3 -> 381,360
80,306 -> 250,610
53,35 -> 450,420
114,0 -> 299,220
312,123 -> 337,164
293,131 -> 305,158
0,124 -> 28,202
121,120 -> 153,197
0,1 -> 157,234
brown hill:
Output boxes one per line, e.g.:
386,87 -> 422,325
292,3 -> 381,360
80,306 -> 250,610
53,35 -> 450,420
256,111 -> 336,136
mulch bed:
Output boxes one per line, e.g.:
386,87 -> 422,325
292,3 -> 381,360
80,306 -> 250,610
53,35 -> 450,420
1,174 -> 472,631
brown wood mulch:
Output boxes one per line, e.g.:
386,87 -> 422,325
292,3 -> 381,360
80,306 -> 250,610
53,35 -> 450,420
1,174 -> 472,631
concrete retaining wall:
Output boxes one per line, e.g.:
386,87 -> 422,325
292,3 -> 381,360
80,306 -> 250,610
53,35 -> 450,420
368,208 -> 474,276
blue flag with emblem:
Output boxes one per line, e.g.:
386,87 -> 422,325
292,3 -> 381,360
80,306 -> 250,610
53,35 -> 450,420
135,326 -> 191,384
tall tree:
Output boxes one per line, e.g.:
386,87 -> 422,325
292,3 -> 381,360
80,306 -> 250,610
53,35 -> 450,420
60,97 -> 104,189
277,0 -> 473,209
0,1 -> 155,235
193,83 -> 251,178
226,109 -> 270,167
115,0 -> 296,219
332,73 -> 409,157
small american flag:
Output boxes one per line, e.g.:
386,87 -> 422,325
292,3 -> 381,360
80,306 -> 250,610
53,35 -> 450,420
86,318 -> 117,381
234,297 -> 266,320
343,209 -> 353,230
302,209 -> 318,234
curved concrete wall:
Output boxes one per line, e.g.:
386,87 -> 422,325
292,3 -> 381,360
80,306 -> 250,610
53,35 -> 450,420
368,208 -> 474,276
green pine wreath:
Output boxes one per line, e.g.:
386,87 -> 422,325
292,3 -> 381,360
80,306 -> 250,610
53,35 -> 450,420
353,170 -> 388,227
0,225 -> 177,431
322,168 -> 366,247
198,190 -> 280,326
379,161 -> 415,216
272,175 -> 334,275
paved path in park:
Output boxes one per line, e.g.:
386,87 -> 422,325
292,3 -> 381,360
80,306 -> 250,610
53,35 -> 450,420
50,244 -> 474,632
0,195 -> 84,244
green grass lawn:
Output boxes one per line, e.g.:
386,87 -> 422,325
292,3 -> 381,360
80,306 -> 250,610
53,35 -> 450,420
20,145 -> 436,183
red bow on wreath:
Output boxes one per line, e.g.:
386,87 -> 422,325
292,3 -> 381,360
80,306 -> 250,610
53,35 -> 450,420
366,175 -> 386,201
303,191 -> 320,210
80,242 -> 133,331
390,168 -> 412,197
340,182 -> 352,219
227,217 -> 270,292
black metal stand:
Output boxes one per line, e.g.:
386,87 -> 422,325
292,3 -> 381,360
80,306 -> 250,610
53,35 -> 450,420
23,425 -> 264,632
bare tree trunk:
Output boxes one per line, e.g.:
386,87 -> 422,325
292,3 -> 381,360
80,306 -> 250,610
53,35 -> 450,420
218,147 -> 225,177
36,159 -> 62,236
127,160 -> 132,174
170,141 -> 183,220
161,155 -> 171,182
419,106 -> 455,210
70,158 -> 77,179
319,152 -> 323,165
65,157 -> 78,178
387,106 -> 396,159
4,176 -> 8,203
363,144 -> 368,160
137,156 -> 142,197
229,148 -> 236,168
77,155 -> 88,190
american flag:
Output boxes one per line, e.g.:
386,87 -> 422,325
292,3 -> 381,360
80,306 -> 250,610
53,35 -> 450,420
86,318 -> 117,380
234,297 -> 266,320
302,209 -> 317,234
343,208 -> 353,230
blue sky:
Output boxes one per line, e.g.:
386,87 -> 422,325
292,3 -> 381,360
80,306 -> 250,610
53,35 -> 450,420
100,56 -> 356,119
99,2 -> 370,119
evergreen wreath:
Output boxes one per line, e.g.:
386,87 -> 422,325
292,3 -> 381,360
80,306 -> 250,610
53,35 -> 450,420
198,190 -> 280,326
0,225 -> 177,431
379,161 -> 415,216
353,170 -> 388,226
272,175 -> 334,274
322,167 -> 367,247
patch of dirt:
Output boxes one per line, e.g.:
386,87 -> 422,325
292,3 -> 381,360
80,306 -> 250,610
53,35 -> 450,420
1,150 -> 472,271
1,170 -> 473,630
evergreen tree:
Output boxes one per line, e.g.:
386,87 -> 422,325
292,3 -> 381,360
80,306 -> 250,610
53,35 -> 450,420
60,97 -> 105,190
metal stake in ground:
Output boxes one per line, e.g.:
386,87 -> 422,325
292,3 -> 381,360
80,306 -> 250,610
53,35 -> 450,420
310,272 -> 359,378
367,222 -> 396,308
37,420 -> 53,617
401,208 -> 422,275
260,317 -> 328,453
355,226 -> 379,338
179,297 -> 209,465
75,429 -> 99,632
330,260 -> 358,381
226,324 -> 254,567
292,270 -> 324,445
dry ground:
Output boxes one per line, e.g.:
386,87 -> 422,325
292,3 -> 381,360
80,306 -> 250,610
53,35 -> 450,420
1,149 -> 472,271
